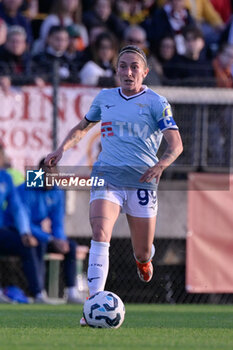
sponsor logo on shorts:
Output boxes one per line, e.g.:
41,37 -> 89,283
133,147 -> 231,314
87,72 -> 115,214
88,277 -> 100,283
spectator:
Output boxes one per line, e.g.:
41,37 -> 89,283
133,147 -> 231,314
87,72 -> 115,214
123,24 -> 161,85
151,35 -> 178,84
0,151 -> 50,303
0,144 -> 24,185
32,26 -> 78,83
66,23 -> 86,52
210,0 -> 232,23
83,0 -> 128,41
34,0 -> 88,54
148,0 -> 196,55
22,0 -> 38,20
76,24 -> 108,69
158,0 -> 231,23
88,24 -> 107,45
158,0 -> 226,46
212,43 -> 233,88
0,19 -> 7,46
66,24 -> 87,71
81,0 -> 94,12
17,159 -> 83,304
220,16 -> 233,47
0,0 -> 33,45
167,25 -> 214,86
210,43 -> 233,164
123,24 -> 148,52
114,0 -> 156,25
0,25 -> 32,85
0,76 -> 11,95
25,0 -> 52,40
79,32 -> 118,87
185,0 -> 225,47
28,0 -> 50,20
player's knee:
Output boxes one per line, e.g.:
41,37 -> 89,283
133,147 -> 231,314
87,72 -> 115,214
91,222 -> 109,242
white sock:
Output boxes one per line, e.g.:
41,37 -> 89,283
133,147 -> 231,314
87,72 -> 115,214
87,240 -> 110,296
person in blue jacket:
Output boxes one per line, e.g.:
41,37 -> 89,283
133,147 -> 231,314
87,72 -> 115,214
0,168 -> 50,303
17,159 -> 82,304
0,0 -> 33,45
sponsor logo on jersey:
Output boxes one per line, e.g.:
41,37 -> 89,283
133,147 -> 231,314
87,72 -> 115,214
135,103 -> 148,108
105,104 -> 115,109
101,121 -> 152,139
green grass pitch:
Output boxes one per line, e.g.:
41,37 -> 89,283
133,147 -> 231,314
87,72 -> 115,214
0,304 -> 232,350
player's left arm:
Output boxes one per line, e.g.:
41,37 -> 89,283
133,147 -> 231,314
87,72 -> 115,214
158,129 -> 183,168
140,129 -> 183,183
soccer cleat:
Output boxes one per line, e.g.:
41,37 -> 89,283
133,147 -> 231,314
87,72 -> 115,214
136,260 -> 153,283
80,316 -> 88,327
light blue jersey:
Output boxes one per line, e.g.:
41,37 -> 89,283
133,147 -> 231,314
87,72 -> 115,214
86,86 -> 178,190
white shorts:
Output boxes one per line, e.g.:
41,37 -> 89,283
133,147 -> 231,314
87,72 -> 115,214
90,183 -> 158,218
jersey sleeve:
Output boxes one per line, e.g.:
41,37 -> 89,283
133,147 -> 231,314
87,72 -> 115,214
155,96 -> 178,132
85,90 -> 103,122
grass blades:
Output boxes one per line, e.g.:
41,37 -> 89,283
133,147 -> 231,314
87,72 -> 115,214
0,304 -> 232,350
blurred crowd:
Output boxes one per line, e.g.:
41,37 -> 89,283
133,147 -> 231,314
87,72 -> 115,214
0,0 -> 233,89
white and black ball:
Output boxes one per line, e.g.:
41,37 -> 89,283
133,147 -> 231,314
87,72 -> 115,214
83,291 -> 125,328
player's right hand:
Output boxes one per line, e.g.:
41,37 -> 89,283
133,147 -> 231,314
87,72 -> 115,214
22,234 -> 38,247
44,148 -> 63,167
49,239 -> 70,254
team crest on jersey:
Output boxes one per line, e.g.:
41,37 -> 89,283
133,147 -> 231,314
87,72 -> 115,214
163,106 -> 172,118
135,103 -> 148,108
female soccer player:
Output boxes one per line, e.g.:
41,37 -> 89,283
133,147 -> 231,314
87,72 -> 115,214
45,45 -> 183,324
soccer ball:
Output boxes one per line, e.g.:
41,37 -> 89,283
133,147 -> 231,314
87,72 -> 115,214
83,291 -> 125,328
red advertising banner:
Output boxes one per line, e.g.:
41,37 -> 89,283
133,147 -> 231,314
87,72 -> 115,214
0,85 -> 101,172
186,173 -> 233,293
